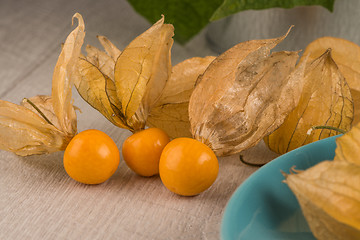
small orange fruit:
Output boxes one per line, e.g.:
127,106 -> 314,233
64,129 -> 120,184
122,128 -> 170,177
159,138 -> 219,196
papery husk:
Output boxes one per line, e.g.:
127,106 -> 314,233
0,13 -> 85,156
114,15 -> 174,131
76,58 -> 130,130
147,56 -> 215,138
97,35 -> 121,61
82,35 -> 121,81
285,160 -> 360,240
21,95 -> 62,130
52,13 -> 84,136
265,49 -> 354,154
75,16 -> 174,133
85,44 -> 117,80
352,89 -> 360,125
334,122 -> 360,166
0,100 -> 66,155
300,37 -> 360,124
189,28 -> 306,156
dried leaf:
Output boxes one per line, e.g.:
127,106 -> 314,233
114,15 -> 174,130
301,37 -> 360,124
265,49 -> 354,154
147,56 -> 215,138
52,13 -> 85,136
189,28 -> 306,156
285,160 -> 360,240
0,13 -> 85,156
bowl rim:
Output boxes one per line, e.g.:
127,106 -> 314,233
220,135 -> 340,240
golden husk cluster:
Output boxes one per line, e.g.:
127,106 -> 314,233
1,14 -> 359,158
0,13 -> 360,238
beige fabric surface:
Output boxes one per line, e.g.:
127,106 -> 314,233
2,0 -> 356,239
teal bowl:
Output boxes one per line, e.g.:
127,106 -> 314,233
221,135 -> 340,240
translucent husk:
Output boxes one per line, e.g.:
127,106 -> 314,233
75,16 -> 174,133
188,28 -> 307,156
147,56 -> 216,138
75,17 -> 217,138
265,49 -> 354,154
300,37 -> 360,124
334,122 -> 360,166
0,13 -> 85,156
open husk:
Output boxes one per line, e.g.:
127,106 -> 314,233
75,16 -> 174,133
0,13 -> 85,156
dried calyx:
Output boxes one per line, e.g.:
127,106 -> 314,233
0,13 -> 84,156
265,49 -> 353,154
75,16 -> 174,133
188,27 -> 307,156
75,16 -> 217,139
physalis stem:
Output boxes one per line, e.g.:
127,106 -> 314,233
308,125 -> 347,135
